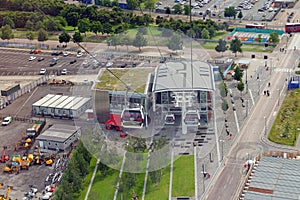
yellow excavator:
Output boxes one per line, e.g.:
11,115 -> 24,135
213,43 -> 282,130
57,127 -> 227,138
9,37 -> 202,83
0,186 -> 11,200
33,146 -> 43,165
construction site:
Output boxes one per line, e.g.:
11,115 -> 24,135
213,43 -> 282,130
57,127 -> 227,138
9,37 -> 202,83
0,77 -> 92,199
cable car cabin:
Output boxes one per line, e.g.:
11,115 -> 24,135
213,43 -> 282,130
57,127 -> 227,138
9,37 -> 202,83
121,107 -> 144,128
165,114 -> 175,125
184,110 -> 200,126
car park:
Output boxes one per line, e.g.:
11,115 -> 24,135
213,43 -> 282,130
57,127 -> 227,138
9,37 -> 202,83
63,51 -> 71,57
29,56 -> 36,61
82,60 -> 89,68
61,69 -> 67,75
38,57 -> 45,62
70,59 -> 77,64
40,68 -> 47,75
2,116 -> 12,126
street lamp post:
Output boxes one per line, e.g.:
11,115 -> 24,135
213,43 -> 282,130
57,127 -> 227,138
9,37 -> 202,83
220,140 -> 224,161
264,116 -> 267,135
277,88 -> 280,107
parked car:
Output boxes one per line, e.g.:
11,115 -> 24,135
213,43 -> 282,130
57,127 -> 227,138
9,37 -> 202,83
70,59 -> 77,64
63,51 -> 71,57
49,61 -> 57,67
76,53 -> 82,58
82,60 -> 89,68
29,56 -> 36,61
40,68 -> 47,75
51,51 -> 62,56
2,116 -> 12,126
38,57 -> 45,62
61,69 -> 67,75
34,49 -> 41,54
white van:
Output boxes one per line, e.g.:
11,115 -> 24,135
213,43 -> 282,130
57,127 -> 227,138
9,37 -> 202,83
2,116 -> 12,126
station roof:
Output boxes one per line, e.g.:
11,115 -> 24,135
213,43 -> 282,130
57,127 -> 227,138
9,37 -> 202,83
244,156 -> 300,200
152,60 -> 214,93
36,124 -> 80,143
95,67 -> 155,94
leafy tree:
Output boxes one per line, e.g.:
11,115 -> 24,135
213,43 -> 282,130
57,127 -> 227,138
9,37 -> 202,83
2,16 -> 15,29
201,28 -> 210,39
133,32 -> 147,51
25,20 -> 34,30
173,4 -> 183,14
59,32 -> 71,46
224,6 -> 237,19
215,39 -> 227,56
66,12 -> 79,29
72,31 -> 83,43
233,66 -> 243,81
165,7 -> 171,15
237,79 -> 245,96
257,34 -> 262,43
90,21 -> 103,35
37,28 -> 48,42
26,32 -> 34,41
35,21 -> 45,31
108,35 -> 120,50
78,18 -> 90,36
184,5 -> 190,16
120,34 -> 131,51
149,170 -> 161,184
1,25 -> 14,41
102,22 -> 113,35
237,11 -> 243,20
219,81 -> 228,98
44,18 -> 61,32
269,32 -> 279,43
167,33 -> 183,52
144,0 -> 156,11
126,0 -> 139,10
229,37 -> 243,57
221,99 -> 229,113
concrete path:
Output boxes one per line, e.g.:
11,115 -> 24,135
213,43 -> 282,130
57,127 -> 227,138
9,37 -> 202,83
84,159 -> 100,200
168,141 -> 175,200
113,152 -> 126,200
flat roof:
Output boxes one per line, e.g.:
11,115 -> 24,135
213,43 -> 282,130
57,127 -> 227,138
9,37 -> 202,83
48,96 -> 70,108
40,95 -> 63,107
63,97 -> 84,110
70,97 -> 91,110
36,124 -> 80,143
32,94 -> 56,107
55,96 -> 77,109
244,156 -> 300,200
152,60 -> 214,93
95,67 -> 155,93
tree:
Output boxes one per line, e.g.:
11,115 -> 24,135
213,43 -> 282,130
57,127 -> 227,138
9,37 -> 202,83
149,170 -> 161,184
233,66 -> 243,81
215,39 -> 227,56
237,11 -> 243,20
133,32 -> 147,51
173,4 -> 183,14
230,38 -> 243,57
90,21 -> 103,35
269,32 -> 279,43
59,32 -> 71,46
184,5 -> 190,16
78,18 -> 90,36
201,28 -> 210,39
237,79 -> 245,96
102,22 -> 113,35
2,16 -> 15,29
37,28 -> 48,42
108,35 -> 120,50
144,0 -> 156,11
66,12 -> 79,29
120,34 -> 131,51
167,33 -> 183,52
26,32 -> 34,41
1,25 -> 14,41
72,31 -> 83,43
219,81 -> 228,98
221,99 -> 229,113
25,20 -> 34,31
224,7 -> 237,19
165,7 -> 171,15
126,0 -> 139,10
257,34 -> 262,43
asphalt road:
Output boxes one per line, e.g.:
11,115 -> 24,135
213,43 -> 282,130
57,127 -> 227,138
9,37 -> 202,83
203,33 -> 300,200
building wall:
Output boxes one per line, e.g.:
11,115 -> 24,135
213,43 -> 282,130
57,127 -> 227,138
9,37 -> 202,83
94,90 -> 110,123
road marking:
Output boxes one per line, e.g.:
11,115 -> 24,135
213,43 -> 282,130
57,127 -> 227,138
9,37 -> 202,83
274,68 -> 293,73
249,89 -> 255,106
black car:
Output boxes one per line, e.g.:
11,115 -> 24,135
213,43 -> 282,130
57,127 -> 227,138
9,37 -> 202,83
50,61 -> 57,67
38,57 -> 45,62
70,59 -> 77,64
51,51 -> 63,56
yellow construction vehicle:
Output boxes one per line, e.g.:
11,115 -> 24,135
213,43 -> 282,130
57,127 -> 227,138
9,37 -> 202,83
44,156 -> 53,166
0,186 -> 11,200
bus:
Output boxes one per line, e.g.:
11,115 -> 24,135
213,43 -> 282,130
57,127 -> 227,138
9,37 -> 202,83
285,23 -> 300,33
245,24 -> 265,29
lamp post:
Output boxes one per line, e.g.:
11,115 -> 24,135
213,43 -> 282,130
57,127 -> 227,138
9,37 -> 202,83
277,88 -> 280,107
220,140 -> 224,161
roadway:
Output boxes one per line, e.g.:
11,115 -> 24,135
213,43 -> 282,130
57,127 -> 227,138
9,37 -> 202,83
203,34 -> 300,200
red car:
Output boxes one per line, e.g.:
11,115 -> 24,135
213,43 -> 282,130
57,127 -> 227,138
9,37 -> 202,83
34,49 -> 41,54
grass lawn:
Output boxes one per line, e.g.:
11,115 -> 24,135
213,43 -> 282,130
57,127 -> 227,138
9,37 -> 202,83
86,166 -> 119,200
212,30 -> 227,40
75,157 -> 98,200
145,166 -> 170,200
117,172 -> 146,200
172,156 -> 194,197
268,88 -> 300,146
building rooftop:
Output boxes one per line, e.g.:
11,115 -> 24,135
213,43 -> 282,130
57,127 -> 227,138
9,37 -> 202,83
36,124 -> 80,143
95,67 -> 155,93
243,156 -> 300,200
152,60 -> 214,93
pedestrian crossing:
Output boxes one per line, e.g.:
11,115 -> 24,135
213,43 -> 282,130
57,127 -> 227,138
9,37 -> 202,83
273,68 -> 293,73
